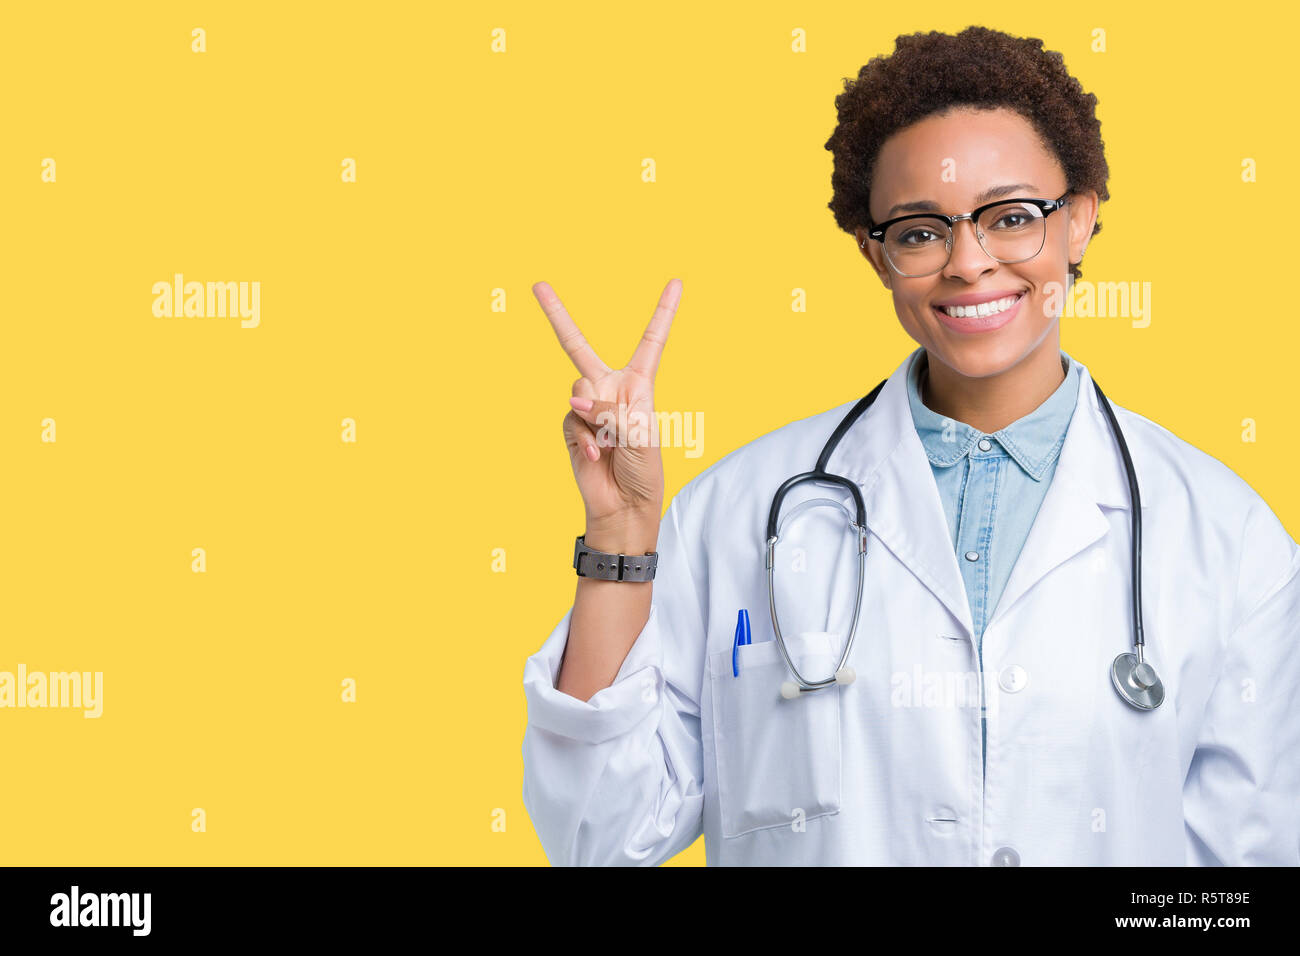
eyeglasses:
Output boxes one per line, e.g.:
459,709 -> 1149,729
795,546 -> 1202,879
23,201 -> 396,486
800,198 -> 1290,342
861,192 -> 1071,278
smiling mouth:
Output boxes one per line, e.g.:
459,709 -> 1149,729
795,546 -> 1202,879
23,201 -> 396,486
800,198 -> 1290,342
935,292 -> 1026,319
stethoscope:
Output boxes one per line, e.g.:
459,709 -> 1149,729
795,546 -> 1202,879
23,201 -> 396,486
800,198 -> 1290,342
765,372 -> 1165,711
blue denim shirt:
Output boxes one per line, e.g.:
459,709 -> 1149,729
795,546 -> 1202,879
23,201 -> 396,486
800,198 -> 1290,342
905,346 -> 1080,777
905,346 -> 1079,640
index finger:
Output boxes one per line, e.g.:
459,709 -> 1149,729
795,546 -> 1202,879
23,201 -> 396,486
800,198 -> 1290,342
627,278 -> 682,379
533,281 -> 611,381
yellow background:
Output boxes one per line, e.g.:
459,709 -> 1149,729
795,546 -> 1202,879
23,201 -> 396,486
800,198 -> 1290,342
1,1 -> 1295,865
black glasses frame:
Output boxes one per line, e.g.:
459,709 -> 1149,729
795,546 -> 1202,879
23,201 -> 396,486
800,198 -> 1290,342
865,191 -> 1072,243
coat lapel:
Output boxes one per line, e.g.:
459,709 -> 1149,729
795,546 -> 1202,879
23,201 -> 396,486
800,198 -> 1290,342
830,353 -> 975,637
989,359 -> 1146,624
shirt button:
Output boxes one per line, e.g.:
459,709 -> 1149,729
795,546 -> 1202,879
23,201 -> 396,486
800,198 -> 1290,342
991,846 -> 1021,867
977,438 -> 992,452
999,665 -> 1029,693
964,550 -> 980,562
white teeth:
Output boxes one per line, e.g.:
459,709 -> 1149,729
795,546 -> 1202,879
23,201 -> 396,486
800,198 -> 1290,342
939,293 -> 1022,319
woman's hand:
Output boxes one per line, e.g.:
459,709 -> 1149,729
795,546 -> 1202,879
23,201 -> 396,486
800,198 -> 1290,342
534,278 -> 682,533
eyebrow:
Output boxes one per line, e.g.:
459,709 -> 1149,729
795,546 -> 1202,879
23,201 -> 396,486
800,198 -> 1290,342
884,183 -> 1037,219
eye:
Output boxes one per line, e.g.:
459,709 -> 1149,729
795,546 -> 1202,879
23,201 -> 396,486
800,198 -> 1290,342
897,226 -> 943,246
985,205 -> 1038,231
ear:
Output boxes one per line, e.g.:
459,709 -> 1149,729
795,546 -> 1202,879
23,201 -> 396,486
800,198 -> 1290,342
854,226 -> 893,290
1065,189 -> 1099,266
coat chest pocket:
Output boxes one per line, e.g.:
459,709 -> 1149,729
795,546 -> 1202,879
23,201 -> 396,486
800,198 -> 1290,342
708,631 -> 843,838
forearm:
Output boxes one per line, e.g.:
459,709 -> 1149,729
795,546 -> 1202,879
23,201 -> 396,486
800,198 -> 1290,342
556,514 -> 661,701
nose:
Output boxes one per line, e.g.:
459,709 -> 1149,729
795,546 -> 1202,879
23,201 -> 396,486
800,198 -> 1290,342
941,218 -> 997,283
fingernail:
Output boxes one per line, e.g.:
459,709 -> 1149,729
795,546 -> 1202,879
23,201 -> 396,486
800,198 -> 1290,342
571,396 -> 593,411
585,443 -> 599,462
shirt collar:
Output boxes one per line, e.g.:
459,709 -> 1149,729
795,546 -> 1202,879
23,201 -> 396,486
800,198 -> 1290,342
904,346 -> 1081,481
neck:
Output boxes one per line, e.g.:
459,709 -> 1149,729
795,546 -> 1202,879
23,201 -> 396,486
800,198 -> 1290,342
920,340 -> 1066,434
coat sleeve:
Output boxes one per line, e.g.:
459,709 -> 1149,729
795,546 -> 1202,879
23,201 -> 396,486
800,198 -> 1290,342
521,488 -> 709,866
1183,498 -> 1300,865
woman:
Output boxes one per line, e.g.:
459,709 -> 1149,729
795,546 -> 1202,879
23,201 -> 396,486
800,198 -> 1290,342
521,26 -> 1300,866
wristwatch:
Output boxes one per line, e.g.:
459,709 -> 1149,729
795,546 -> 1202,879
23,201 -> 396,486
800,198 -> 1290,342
573,535 -> 658,582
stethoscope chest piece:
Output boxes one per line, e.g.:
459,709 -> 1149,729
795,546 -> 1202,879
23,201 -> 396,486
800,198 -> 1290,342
1111,652 -> 1165,710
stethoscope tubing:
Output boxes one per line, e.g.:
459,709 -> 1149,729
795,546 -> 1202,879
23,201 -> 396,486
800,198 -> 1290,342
766,514 -> 867,690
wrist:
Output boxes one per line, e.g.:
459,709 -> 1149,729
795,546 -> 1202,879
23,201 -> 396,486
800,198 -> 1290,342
583,508 -> 660,555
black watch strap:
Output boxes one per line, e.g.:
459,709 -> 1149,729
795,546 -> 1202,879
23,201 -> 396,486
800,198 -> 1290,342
573,534 -> 658,582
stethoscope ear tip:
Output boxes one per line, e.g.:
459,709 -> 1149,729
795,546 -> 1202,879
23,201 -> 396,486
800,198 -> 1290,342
780,668 -> 855,699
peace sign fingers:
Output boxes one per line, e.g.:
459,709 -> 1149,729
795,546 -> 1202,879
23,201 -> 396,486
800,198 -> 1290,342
627,278 -> 682,380
534,281 -> 612,382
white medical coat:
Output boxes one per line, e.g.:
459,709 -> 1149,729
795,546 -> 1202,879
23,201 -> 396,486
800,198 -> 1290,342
522,349 -> 1300,865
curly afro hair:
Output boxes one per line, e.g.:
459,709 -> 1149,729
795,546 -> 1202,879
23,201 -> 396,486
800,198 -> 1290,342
825,26 -> 1109,281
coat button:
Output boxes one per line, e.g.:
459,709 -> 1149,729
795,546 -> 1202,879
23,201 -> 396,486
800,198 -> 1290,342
991,846 -> 1021,866
998,665 -> 1028,693
964,550 -> 980,562
977,438 -> 992,451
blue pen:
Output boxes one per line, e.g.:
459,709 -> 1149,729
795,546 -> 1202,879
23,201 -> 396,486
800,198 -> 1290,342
731,609 -> 751,677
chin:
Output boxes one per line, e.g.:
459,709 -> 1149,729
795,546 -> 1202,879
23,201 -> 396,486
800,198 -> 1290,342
921,326 -> 1046,380
933,347 -> 1022,380
915,303 -> 1054,379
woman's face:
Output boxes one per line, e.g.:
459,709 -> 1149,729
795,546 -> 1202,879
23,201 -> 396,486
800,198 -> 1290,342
855,107 -> 1098,381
